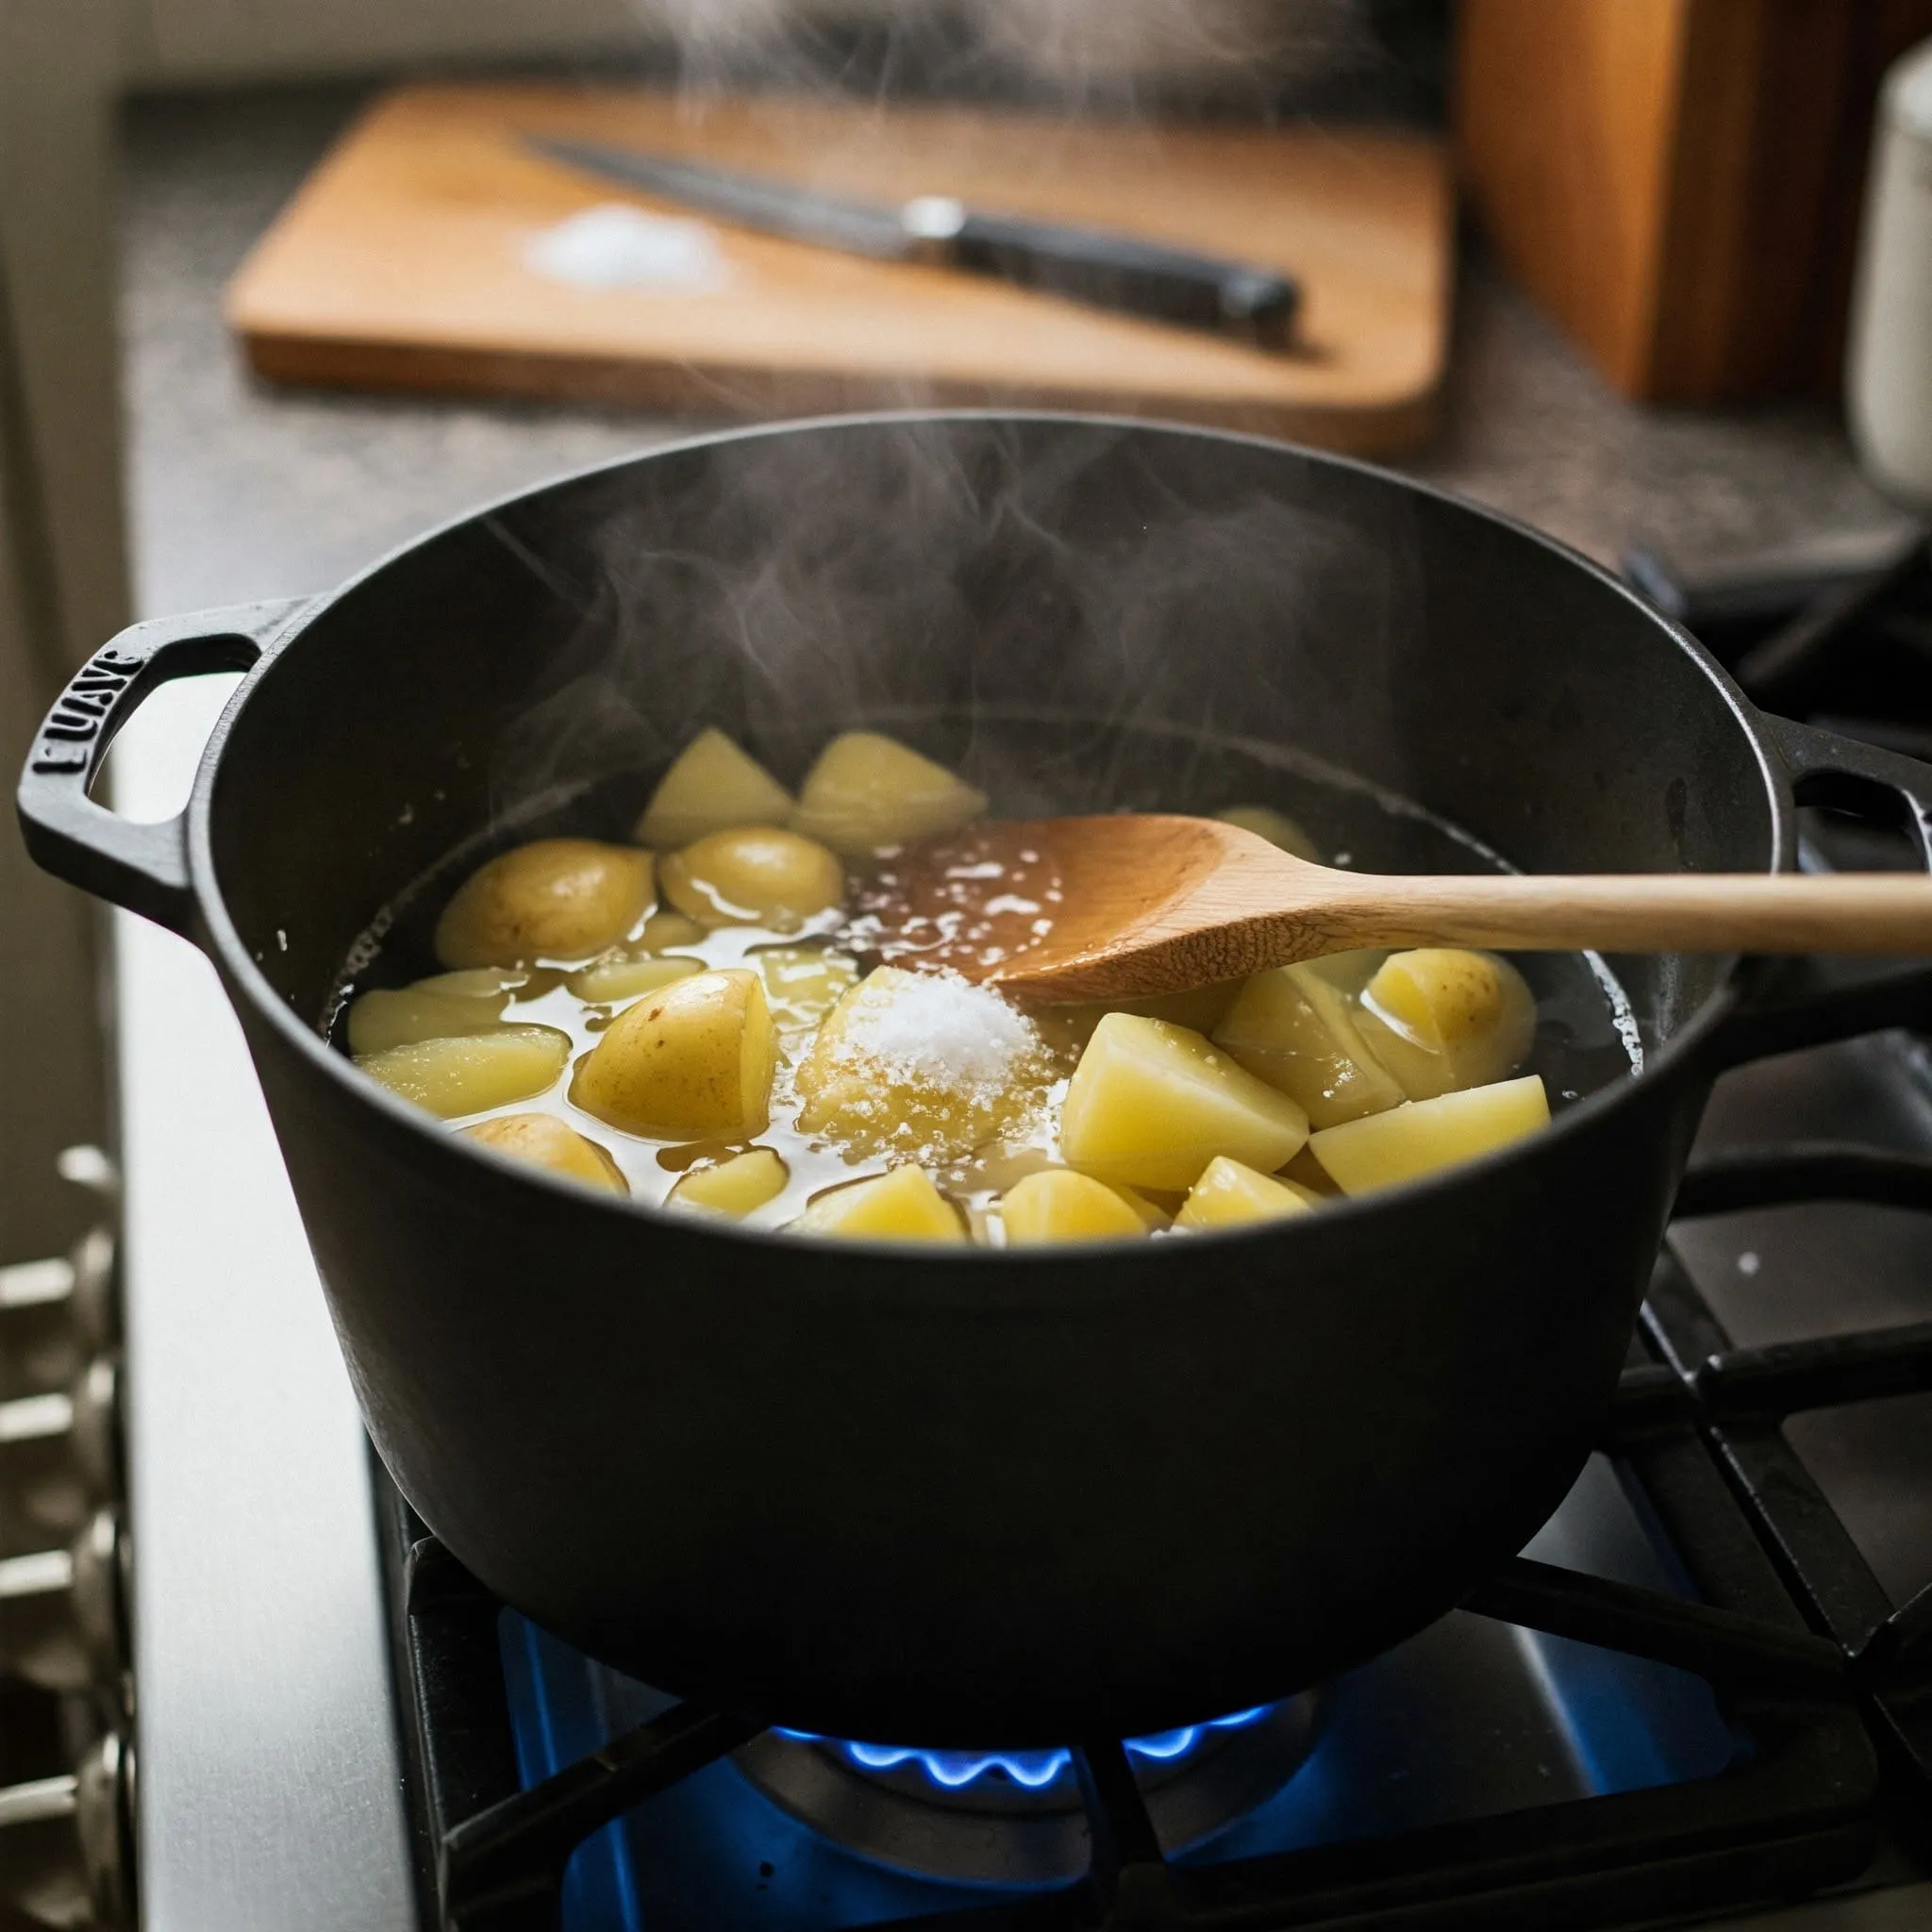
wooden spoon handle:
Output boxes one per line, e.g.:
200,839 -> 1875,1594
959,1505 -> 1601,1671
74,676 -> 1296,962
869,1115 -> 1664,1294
1333,871 -> 1932,956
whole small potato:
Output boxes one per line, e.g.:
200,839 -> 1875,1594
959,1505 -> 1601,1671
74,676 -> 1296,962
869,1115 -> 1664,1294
434,840 -> 653,968
570,968 -> 776,1139
658,826 -> 844,933
461,1113 -> 628,1194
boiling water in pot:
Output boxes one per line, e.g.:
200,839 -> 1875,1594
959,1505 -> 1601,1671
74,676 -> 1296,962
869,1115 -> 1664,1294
326,715 -> 1643,1237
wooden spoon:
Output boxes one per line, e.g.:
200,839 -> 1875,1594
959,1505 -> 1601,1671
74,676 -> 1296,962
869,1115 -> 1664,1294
848,815 -> 1932,1004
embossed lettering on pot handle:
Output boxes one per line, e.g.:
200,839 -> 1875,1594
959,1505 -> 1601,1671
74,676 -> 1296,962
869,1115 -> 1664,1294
14,601 -> 305,941
1708,712 -> 1932,1070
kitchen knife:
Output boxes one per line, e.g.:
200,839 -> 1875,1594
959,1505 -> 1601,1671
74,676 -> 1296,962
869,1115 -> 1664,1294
526,134 -> 1299,349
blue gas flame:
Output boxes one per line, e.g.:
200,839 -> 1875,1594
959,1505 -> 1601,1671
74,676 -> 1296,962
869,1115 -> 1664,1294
778,1705 -> 1273,1793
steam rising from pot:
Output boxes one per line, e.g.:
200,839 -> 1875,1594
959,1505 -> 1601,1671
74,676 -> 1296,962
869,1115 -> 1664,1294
647,0 -> 1373,107
485,416 -> 1417,829
484,3 -> 1408,830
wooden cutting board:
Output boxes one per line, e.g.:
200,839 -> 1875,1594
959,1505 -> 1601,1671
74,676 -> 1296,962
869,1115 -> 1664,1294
227,85 -> 1452,453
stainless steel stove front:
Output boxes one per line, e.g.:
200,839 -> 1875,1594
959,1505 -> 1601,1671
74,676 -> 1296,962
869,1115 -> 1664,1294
112,681 -> 415,1932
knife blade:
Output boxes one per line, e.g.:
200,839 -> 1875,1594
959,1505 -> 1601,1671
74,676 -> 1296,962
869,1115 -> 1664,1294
526,134 -> 1299,349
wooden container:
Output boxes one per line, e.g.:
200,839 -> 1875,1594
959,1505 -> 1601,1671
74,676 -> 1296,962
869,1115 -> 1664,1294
1456,0 -> 1932,404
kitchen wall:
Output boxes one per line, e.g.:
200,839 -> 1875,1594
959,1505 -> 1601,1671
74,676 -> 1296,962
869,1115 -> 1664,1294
123,0 -> 671,83
116,0 -> 1387,92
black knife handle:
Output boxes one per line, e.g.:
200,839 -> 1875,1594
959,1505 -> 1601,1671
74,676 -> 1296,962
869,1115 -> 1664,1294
942,213 -> 1297,349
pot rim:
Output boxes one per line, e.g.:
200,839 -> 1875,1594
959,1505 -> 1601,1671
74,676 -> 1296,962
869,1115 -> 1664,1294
180,408 -> 1788,1258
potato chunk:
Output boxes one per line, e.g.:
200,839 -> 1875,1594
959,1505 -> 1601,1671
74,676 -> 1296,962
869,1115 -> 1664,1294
571,968 -> 774,1140
461,1113 -> 627,1194
1029,982 -> 1240,1059
1112,1185 -> 1174,1229
1308,1074 -> 1551,1194
1354,949 -> 1537,1100
791,731 -> 988,858
434,840 -> 652,968
346,984 -> 508,1057
791,1166 -> 967,1242
565,955 -> 703,1005
357,1025 -> 571,1119
658,826 -> 845,932
635,728 -> 793,849
1058,1013 -> 1309,1191
794,966 -> 1054,1160
1298,950 -> 1388,996
1001,1169 -> 1150,1244
1279,1144 -> 1342,1197
413,967 -> 546,1001
754,946 -> 861,1037
1211,964 -> 1405,1128
1215,805 -> 1320,860
1174,1156 -> 1321,1229
668,1147 -> 789,1217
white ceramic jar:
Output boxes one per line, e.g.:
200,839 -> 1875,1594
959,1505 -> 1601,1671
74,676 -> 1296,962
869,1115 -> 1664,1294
1848,36 -> 1932,508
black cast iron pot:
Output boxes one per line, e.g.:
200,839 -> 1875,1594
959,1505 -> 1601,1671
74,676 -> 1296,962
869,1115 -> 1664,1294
18,414 -> 1932,1748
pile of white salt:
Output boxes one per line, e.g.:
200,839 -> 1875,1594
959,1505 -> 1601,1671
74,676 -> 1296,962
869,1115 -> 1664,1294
794,967 -> 1057,1161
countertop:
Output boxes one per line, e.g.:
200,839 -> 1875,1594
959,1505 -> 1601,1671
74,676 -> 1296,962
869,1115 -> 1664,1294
122,85 -> 1917,622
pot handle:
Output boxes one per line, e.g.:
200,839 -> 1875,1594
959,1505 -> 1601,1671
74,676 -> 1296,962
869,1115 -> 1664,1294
14,601 -> 303,941
1708,712 -> 1932,1069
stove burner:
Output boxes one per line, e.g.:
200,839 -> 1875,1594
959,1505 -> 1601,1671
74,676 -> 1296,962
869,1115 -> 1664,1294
732,1695 -> 1321,1886
783,1702 -> 1274,1798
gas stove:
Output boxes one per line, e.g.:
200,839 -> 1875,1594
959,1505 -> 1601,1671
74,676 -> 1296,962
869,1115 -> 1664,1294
7,539 -> 1932,1930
